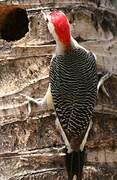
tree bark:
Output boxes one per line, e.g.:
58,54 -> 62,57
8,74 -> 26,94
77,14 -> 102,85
0,0 -> 117,179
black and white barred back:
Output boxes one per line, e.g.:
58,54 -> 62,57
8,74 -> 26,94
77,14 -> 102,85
50,47 -> 97,137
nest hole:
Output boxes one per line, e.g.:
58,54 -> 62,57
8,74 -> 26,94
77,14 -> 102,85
0,5 -> 29,41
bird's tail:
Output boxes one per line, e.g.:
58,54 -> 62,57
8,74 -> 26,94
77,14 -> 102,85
65,149 -> 85,180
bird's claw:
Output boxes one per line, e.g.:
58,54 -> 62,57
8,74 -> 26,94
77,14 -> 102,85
97,72 -> 112,98
20,93 -> 42,105
20,93 -> 43,117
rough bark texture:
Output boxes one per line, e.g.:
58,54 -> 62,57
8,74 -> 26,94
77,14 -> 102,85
0,0 -> 117,180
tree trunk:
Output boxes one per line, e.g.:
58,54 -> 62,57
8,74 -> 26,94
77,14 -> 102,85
0,0 -> 117,180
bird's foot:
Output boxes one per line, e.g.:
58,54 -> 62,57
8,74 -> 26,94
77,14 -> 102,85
20,93 -> 46,117
20,93 -> 43,105
97,72 -> 112,97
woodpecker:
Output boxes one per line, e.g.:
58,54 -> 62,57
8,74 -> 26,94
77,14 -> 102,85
45,11 -> 97,180
21,11 -> 111,180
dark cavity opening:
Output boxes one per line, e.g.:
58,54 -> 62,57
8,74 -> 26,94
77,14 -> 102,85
0,5 -> 29,41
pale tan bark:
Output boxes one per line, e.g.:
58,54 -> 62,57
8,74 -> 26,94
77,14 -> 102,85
0,0 -> 117,179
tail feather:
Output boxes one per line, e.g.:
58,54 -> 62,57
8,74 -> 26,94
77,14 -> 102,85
65,149 -> 85,180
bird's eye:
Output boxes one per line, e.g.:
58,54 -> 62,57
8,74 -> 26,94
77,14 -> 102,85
46,18 -> 49,23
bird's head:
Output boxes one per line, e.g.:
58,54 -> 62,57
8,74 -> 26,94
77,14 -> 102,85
43,10 -> 71,48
